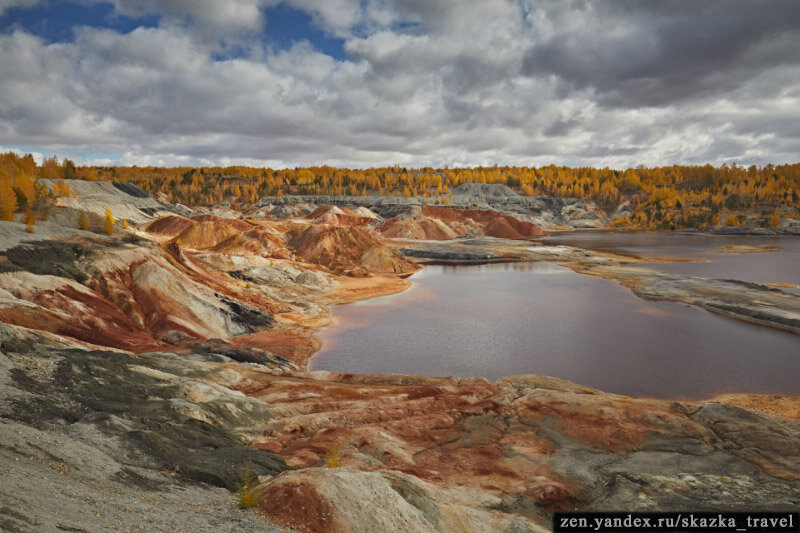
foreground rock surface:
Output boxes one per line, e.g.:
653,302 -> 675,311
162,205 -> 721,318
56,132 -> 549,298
2,322 -> 798,532
0,324 -> 289,532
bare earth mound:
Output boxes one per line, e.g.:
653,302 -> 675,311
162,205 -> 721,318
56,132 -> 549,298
144,215 -> 196,236
191,214 -> 255,232
173,220 -> 242,250
210,227 -> 289,257
421,205 -> 504,224
485,215 -> 547,239
288,225 -> 420,276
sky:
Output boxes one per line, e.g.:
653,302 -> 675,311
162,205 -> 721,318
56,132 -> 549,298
0,0 -> 799,169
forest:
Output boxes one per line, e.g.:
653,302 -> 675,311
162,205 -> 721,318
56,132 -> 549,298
1,151 -> 799,231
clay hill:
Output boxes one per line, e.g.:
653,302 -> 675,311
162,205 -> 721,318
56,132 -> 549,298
379,205 -> 546,240
0,182 -> 798,532
288,224 -> 420,276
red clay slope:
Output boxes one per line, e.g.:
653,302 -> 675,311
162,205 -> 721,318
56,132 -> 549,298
288,225 -> 420,276
143,215 -> 195,236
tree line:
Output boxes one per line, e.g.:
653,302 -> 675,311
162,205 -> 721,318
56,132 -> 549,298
2,151 -> 799,231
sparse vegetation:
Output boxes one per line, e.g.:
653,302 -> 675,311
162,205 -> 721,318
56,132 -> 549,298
24,210 -> 35,233
79,211 -> 89,230
323,447 -> 343,468
53,179 -> 73,198
235,467 -> 261,509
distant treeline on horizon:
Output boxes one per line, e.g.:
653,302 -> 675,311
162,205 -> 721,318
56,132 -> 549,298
1,151 -> 799,230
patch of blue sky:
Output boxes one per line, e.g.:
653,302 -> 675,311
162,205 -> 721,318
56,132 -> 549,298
1,1 -> 347,61
0,1 -> 159,42
262,4 -> 346,61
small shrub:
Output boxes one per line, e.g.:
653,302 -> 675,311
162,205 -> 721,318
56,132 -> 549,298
235,467 -> 261,509
122,219 -> 129,230
723,214 -> 743,227
323,447 -> 342,468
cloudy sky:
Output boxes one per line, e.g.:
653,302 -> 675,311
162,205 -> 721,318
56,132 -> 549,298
1,0 -> 799,168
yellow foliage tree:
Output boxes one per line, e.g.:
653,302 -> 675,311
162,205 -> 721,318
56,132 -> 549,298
724,214 -> 743,227
0,183 -> 17,221
79,211 -> 89,230
104,208 -> 114,235
53,180 -> 73,198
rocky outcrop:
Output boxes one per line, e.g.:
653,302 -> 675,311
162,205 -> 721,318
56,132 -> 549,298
0,323 -> 288,532
258,467 -> 543,533
399,244 -> 505,262
235,370 -> 799,531
40,178 -> 170,225
378,205 -> 546,240
262,186 -> 609,229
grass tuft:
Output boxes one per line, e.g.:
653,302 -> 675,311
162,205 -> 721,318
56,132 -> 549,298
235,467 -> 261,509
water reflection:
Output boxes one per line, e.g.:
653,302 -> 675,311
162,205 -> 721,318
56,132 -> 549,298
313,254 -> 800,399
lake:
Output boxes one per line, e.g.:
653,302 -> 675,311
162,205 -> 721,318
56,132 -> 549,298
311,234 -> 800,399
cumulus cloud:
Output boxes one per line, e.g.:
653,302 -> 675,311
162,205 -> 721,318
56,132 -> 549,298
101,0 -> 272,36
0,0 -> 798,167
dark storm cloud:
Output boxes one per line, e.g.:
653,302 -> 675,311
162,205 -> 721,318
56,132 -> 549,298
522,0 -> 800,106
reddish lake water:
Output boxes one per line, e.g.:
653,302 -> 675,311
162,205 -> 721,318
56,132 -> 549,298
311,234 -> 800,399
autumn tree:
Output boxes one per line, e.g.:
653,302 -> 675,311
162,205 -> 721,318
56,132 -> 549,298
39,156 -> 62,180
104,208 -> 114,235
0,183 -> 17,221
53,180 -> 73,197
